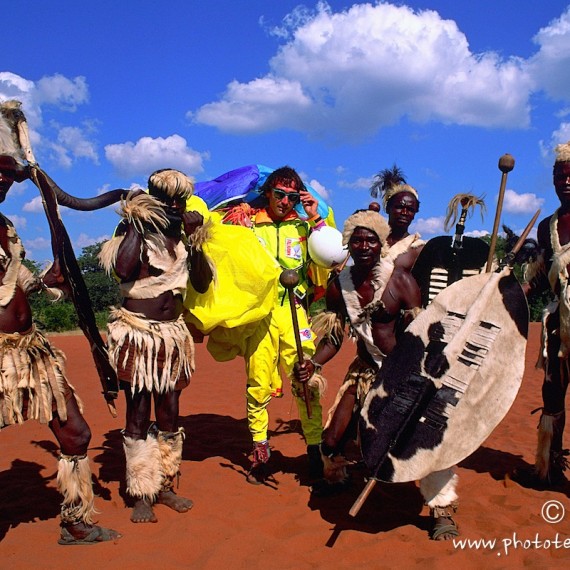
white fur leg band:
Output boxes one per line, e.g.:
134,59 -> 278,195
157,428 -> 185,491
57,454 -> 96,525
124,435 -> 163,501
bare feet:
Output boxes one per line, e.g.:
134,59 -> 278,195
131,498 -> 158,523
59,522 -> 121,545
156,489 -> 193,513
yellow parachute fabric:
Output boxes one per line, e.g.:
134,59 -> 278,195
184,216 -> 280,361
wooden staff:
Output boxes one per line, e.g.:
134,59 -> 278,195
280,269 -> 312,419
349,478 -> 377,517
485,154 -> 515,272
500,209 -> 541,268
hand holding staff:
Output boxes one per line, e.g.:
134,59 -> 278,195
280,269 -> 312,419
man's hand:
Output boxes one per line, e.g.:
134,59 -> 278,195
42,257 -> 72,298
300,189 -> 318,219
182,210 -> 204,236
293,359 -> 315,383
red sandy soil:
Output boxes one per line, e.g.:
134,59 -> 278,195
1,323 -> 569,569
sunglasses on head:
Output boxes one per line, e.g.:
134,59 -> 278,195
271,188 -> 301,204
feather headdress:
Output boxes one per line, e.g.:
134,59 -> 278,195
370,164 -> 418,210
148,169 -> 194,200
0,100 -> 27,164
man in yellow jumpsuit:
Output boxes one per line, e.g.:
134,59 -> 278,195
241,166 -> 326,484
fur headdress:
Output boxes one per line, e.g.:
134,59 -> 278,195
342,210 -> 390,250
555,141 -> 570,164
148,169 -> 194,200
383,183 -> 419,210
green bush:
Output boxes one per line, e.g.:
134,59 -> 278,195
42,302 -> 79,332
27,242 -> 119,332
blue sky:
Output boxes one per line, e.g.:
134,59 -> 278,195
2,1 -> 570,261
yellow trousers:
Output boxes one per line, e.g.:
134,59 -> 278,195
244,302 -> 323,445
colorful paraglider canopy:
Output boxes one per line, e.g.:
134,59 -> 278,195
194,164 -> 331,221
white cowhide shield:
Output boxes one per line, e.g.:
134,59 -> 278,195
359,267 -> 528,483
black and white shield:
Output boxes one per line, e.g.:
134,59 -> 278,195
359,267 -> 528,483
412,235 -> 489,307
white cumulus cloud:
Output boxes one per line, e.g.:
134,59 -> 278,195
23,195 -> 70,215
22,196 -> 45,213
193,2 -> 532,140
465,229 -> 490,238
105,134 -> 209,178
23,236 -> 52,257
75,232 -> 111,249
411,216 -> 445,236
338,177 -> 373,190
503,189 -> 544,214
307,178 -> 329,200
526,8 -> 570,102
35,74 -> 89,111
0,71 -> 94,166
5,214 -> 26,230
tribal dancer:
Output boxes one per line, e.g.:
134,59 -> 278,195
99,169 -> 213,522
521,141 -> 570,487
0,154 -> 120,545
295,211 -> 419,486
295,210 -> 460,540
370,164 -> 424,270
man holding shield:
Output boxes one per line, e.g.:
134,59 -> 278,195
295,210 -> 462,540
294,210 -> 421,487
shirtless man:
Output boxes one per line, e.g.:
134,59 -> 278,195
520,141 -> 570,486
294,210 -> 421,483
370,164 -> 424,270
0,155 -> 120,545
99,169 -> 213,522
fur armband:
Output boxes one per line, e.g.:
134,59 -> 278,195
523,252 -> 546,285
308,371 -> 327,397
120,191 -> 169,235
0,226 -> 24,307
15,264 -> 63,301
17,264 -> 40,295
98,235 -> 125,275
187,218 -> 213,251
311,311 -> 345,347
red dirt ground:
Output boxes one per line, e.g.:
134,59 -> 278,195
1,323 -> 569,568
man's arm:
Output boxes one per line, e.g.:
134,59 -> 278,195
522,216 -> 550,297
184,211 -> 214,294
114,222 -> 143,282
293,276 -> 345,383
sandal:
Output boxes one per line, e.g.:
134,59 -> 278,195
430,505 -> 459,541
58,525 -> 121,546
